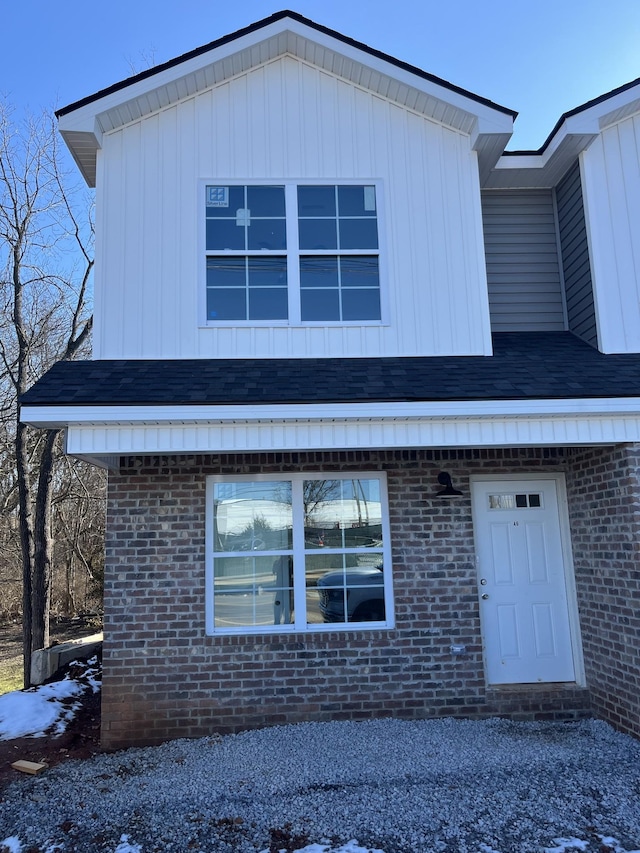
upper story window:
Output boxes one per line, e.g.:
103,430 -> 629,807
205,182 -> 381,325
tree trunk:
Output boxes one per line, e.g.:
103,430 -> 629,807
32,429 -> 58,652
16,422 -> 34,687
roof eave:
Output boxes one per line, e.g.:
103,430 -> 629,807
58,11 -> 515,188
485,76 -> 640,189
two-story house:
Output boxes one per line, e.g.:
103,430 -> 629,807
21,11 -> 640,749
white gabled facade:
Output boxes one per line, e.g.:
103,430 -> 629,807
59,13 -> 516,362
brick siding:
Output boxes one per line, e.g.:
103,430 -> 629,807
565,444 -> 640,739
100,447 -> 620,749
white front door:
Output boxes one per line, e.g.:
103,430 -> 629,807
471,478 -> 576,685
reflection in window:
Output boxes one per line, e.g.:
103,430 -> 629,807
208,475 -> 391,633
488,492 -> 543,510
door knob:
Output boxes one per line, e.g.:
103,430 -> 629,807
481,593 -> 489,600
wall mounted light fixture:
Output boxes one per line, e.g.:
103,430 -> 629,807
436,471 -> 463,498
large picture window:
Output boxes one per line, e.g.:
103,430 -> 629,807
205,473 -> 393,634
204,182 -> 382,325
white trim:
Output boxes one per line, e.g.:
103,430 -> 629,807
20,396 -> 640,426
54,413 -> 640,463
199,178 -> 387,328
470,473 -> 585,687
23,399 -> 640,463
204,470 -> 394,636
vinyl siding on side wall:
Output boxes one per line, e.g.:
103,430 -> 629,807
555,162 -> 597,347
482,190 -> 565,333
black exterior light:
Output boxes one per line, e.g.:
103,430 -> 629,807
436,471 -> 463,498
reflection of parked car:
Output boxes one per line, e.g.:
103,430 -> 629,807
317,566 -> 384,623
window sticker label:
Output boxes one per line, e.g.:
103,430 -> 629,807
206,186 -> 229,207
364,186 -> 376,211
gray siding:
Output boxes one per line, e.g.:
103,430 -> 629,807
482,190 -> 565,332
556,162 -> 598,347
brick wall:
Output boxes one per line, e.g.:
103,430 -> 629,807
565,444 -> 640,739
102,448 -> 597,749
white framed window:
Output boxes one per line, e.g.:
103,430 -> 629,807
205,472 -> 394,635
203,181 -> 383,325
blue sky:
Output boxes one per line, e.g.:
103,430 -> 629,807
2,0 -> 639,150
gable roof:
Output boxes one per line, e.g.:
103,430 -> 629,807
488,75 -> 640,189
56,10 -> 516,187
20,332 -> 640,408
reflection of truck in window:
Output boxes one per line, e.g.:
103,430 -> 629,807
317,565 -> 384,623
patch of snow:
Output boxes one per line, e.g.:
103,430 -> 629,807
0,680 -> 82,739
0,658 -> 101,740
0,838 -> 22,853
543,839 -> 589,853
598,837 -> 640,853
259,843 -> 385,853
114,835 -> 142,853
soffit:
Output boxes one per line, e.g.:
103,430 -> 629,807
57,14 -> 515,187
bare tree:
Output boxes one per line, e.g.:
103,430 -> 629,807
0,103 -> 95,685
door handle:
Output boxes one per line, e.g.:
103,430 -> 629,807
481,593 -> 489,600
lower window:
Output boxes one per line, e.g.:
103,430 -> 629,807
205,473 -> 393,634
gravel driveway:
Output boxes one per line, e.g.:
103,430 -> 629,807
1,716 -> 640,853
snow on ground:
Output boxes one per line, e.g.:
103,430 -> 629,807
0,657 -> 100,740
2,837 -> 640,853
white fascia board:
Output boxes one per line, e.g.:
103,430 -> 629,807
20,397 -> 640,429
59,18 -> 512,138
57,22 -> 290,135
492,84 -> 640,179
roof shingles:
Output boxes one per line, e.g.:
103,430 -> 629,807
20,333 -> 640,408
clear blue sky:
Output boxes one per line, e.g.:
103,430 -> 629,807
3,0 -> 639,150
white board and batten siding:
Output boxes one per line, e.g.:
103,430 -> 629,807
481,190 -> 565,333
93,55 -> 492,360
581,111 -> 640,353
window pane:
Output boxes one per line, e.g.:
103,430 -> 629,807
339,218 -> 379,249
342,289 -> 381,321
205,185 -> 245,217
298,185 -> 336,217
340,256 -> 380,287
206,219 -> 245,250
300,288 -> 340,321
308,554 -> 385,625
346,585 -> 385,622
299,218 -> 337,250
247,185 -> 285,217
300,257 -> 339,288
247,219 -> 286,250
304,478 -> 383,536
337,185 -> 376,217
249,288 -> 288,320
207,288 -> 246,321
207,257 -> 246,287
248,257 -> 287,287
213,481 -> 292,551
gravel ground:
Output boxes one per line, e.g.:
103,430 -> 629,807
1,716 -> 640,853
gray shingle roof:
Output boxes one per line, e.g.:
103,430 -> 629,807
20,333 -> 640,408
